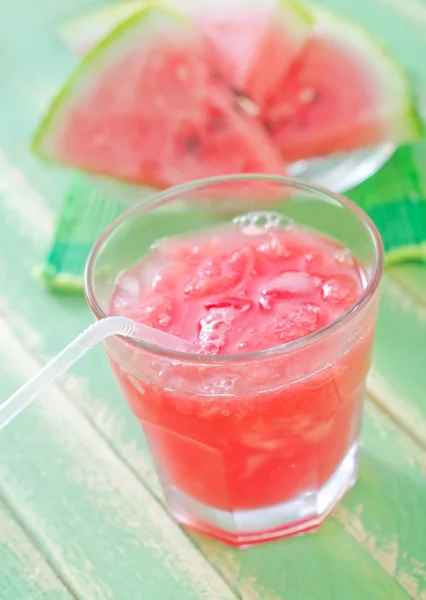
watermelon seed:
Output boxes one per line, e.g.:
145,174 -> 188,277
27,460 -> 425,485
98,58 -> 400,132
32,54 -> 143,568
210,69 -> 224,82
185,137 -> 200,153
264,119 -> 277,133
235,94 -> 260,118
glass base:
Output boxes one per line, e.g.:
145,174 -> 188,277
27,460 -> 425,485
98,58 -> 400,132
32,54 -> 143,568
165,443 -> 359,548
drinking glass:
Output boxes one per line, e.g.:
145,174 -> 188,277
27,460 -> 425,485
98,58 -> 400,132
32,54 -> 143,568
85,175 -> 383,547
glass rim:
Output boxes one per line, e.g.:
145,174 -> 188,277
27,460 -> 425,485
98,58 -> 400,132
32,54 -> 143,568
84,174 -> 384,363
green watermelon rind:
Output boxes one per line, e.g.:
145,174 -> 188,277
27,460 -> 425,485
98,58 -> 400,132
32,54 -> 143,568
281,0 -> 314,30
302,1 -> 424,140
33,4 -> 191,164
58,0 -> 146,54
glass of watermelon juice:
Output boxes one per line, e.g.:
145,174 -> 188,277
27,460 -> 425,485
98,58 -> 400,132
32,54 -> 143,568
85,175 -> 383,547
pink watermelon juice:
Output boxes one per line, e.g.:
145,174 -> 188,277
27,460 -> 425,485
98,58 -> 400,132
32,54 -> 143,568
105,211 -> 378,544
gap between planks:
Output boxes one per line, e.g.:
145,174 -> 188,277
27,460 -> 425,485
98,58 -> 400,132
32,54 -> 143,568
367,369 -> 426,451
0,497 -> 76,600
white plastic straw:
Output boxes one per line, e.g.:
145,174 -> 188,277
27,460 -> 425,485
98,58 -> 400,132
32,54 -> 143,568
0,316 -> 190,432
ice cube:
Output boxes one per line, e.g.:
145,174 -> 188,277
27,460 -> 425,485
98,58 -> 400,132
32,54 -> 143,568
128,294 -> 173,330
322,275 -> 358,305
119,276 -> 140,297
184,246 -> 255,298
240,303 -> 322,351
261,271 -> 319,297
333,248 -> 355,267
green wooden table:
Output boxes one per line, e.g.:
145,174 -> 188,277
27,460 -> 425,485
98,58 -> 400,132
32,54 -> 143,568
1,1 -> 426,598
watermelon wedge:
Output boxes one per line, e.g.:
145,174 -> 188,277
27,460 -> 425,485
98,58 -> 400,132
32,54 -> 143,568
34,6 -> 286,187
58,0 -> 313,108
262,4 -> 423,162
170,0 -> 313,107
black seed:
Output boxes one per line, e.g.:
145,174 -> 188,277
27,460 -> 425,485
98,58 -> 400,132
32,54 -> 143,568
210,69 -> 223,82
184,137 -> 200,153
264,120 -> 277,133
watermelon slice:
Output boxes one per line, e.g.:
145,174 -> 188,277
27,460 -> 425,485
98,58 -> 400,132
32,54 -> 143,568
169,0 -> 313,107
262,4 -> 423,162
34,6 -> 286,187
58,0 -> 313,108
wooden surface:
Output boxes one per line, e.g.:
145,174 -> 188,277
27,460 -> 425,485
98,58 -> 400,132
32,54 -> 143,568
1,0 -> 426,598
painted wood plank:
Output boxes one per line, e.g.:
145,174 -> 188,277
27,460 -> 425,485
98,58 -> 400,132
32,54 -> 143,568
0,316 -> 237,600
367,275 -> 426,446
337,400 -> 426,598
0,499 -> 73,600
0,183 -> 420,599
387,265 -> 426,307
191,400 -> 426,600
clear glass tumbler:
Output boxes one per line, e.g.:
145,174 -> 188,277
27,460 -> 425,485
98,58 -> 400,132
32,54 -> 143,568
85,175 -> 383,547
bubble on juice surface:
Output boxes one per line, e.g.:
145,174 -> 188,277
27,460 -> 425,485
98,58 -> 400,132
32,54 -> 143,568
233,211 -> 294,236
197,298 -> 253,354
197,307 -> 233,354
184,245 -> 255,298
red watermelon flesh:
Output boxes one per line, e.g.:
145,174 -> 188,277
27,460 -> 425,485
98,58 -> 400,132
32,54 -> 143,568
34,8 -> 286,188
189,0 -> 313,108
58,0 -> 313,112
262,38 -> 382,161
261,10 -> 421,162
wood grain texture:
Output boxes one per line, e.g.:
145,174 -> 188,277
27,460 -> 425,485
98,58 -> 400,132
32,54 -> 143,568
0,316 -> 237,600
0,499 -> 73,600
381,0 -> 426,23
367,276 -> 426,446
190,400 -> 426,600
388,265 -> 426,307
